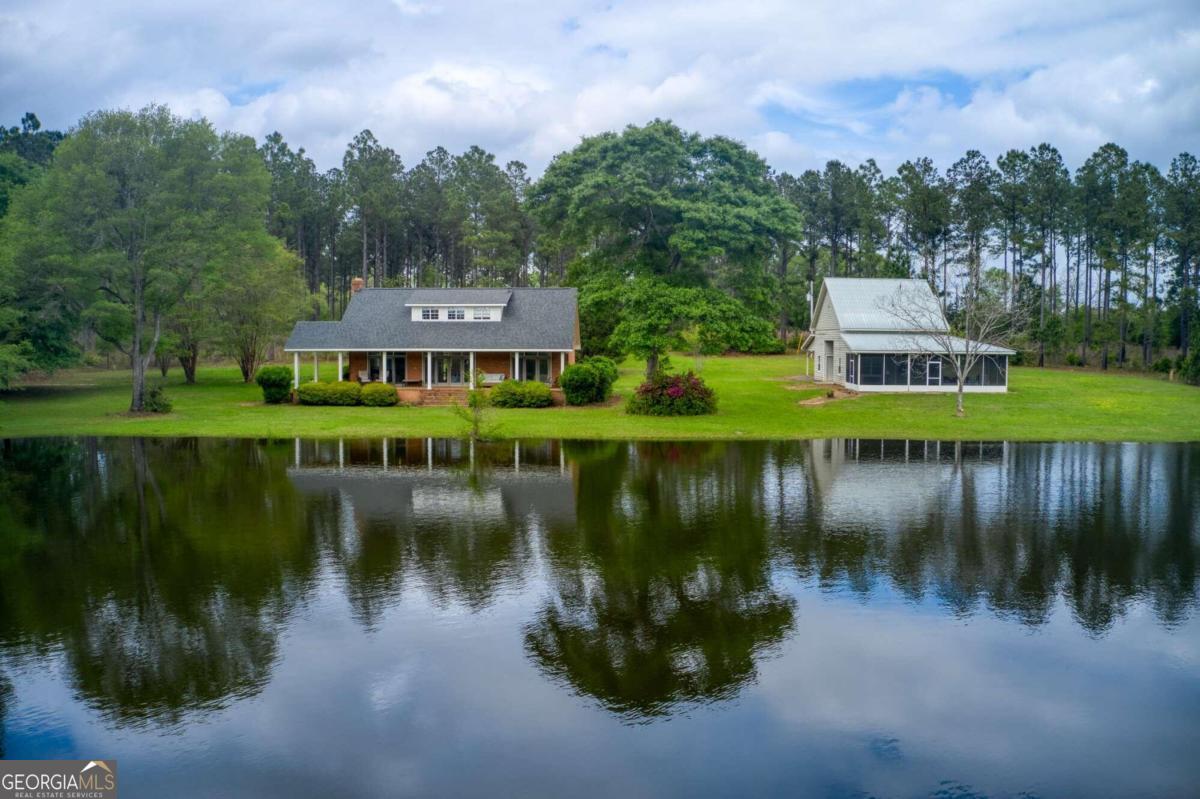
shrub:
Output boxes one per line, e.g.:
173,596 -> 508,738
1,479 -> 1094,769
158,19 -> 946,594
561,357 -> 619,405
625,370 -> 716,416
560,363 -> 602,405
1064,352 -> 1083,367
142,385 -> 172,413
1182,347 -> 1200,387
489,379 -> 553,408
255,365 -> 293,404
361,382 -> 398,407
750,337 -> 787,354
297,381 -> 362,406
1150,357 -> 1174,374
585,356 -> 620,388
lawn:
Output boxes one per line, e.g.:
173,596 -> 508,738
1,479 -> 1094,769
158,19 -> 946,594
2,355 -> 1199,441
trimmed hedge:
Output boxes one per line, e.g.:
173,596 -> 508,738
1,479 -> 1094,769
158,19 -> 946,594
255,365 -> 293,404
489,379 -> 553,408
560,357 -> 618,405
297,381 -> 362,406
625,370 -> 716,416
361,382 -> 399,406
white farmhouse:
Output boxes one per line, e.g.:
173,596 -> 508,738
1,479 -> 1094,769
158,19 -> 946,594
802,278 -> 1014,392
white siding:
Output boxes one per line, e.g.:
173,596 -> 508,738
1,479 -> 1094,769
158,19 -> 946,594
812,289 -> 850,385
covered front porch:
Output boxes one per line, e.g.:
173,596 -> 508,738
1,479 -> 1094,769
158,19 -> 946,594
285,349 -> 574,404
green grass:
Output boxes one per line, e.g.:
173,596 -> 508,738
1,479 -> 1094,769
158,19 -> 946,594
2,355 -> 1198,441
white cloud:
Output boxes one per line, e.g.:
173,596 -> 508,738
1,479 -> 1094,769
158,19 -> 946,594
0,0 -> 1196,174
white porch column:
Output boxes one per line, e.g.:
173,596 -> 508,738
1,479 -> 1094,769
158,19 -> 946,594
293,352 -> 300,389
469,352 -> 476,389
312,353 -> 318,382
337,352 -> 343,382
425,352 -> 432,389
381,350 -> 388,383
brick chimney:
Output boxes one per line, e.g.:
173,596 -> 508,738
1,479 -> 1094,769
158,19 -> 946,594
351,277 -> 365,294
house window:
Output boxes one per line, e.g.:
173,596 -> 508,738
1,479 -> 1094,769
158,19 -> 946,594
421,308 -> 439,320
447,307 -> 465,320
883,355 -> 908,385
472,307 -> 492,320
521,353 -> 552,384
909,355 -> 927,385
859,354 -> 884,385
837,356 -> 842,375
816,355 -> 822,372
983,355 -> 1007,386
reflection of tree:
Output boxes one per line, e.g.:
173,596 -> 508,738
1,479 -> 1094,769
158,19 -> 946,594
779,440 -> 1200,635
526,442 -> 794,721
0,438 -> 320,725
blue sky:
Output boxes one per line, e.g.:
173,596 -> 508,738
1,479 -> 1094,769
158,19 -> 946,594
1,0 -> 1196,174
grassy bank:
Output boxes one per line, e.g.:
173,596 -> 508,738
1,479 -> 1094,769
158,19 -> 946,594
2,355 -> 1199,441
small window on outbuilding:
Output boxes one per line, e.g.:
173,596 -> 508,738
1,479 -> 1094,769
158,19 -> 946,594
421,308 -> 439,320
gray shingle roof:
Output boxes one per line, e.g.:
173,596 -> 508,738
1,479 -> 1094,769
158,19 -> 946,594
285,287 -> 577,351
404,288 -> 512,306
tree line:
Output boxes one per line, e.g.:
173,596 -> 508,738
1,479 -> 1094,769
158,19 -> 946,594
1,108 -> 1198,409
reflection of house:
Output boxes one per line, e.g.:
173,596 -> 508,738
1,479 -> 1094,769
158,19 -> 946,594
286,438 -> 577,529
802,438 -> 1008,532
803,278 -> 1013,392
284,283 -> 579,404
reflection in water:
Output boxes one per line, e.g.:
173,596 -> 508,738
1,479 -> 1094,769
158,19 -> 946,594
0,436 -> 1197,794
0,438 -> 319,726
527,442 -> 794,720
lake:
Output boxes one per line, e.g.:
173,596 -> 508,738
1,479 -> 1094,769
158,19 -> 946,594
0,437 -> 1197,798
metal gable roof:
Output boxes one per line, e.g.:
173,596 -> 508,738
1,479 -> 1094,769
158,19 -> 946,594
285,287 -> 577,351
841,332 -> 1015,355
822,278 -> 949,332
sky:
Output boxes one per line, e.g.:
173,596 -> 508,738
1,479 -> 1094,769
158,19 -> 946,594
1,0 -> 1197,175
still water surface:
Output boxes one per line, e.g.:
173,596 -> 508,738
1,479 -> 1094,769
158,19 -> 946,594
0,437 -> 1197,797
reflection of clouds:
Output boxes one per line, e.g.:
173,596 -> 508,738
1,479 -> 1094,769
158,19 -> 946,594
367,664 -> 414,713
755,595 -> 1200,797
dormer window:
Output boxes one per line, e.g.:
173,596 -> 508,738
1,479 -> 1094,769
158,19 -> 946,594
472,307 -> 492,321
447,307 -> 466,320
421,308 -> 439,320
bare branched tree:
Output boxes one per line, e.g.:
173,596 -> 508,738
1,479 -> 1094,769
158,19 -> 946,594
878,274 -> 1022,416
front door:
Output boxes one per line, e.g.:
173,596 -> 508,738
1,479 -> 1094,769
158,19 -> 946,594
433,354 -> 470,385
521,353 -> 552,384
927,357 -> 941,386
824,341 -> 834,381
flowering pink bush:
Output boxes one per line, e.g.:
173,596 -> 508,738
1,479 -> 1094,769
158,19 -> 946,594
625,370 -> 716,416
